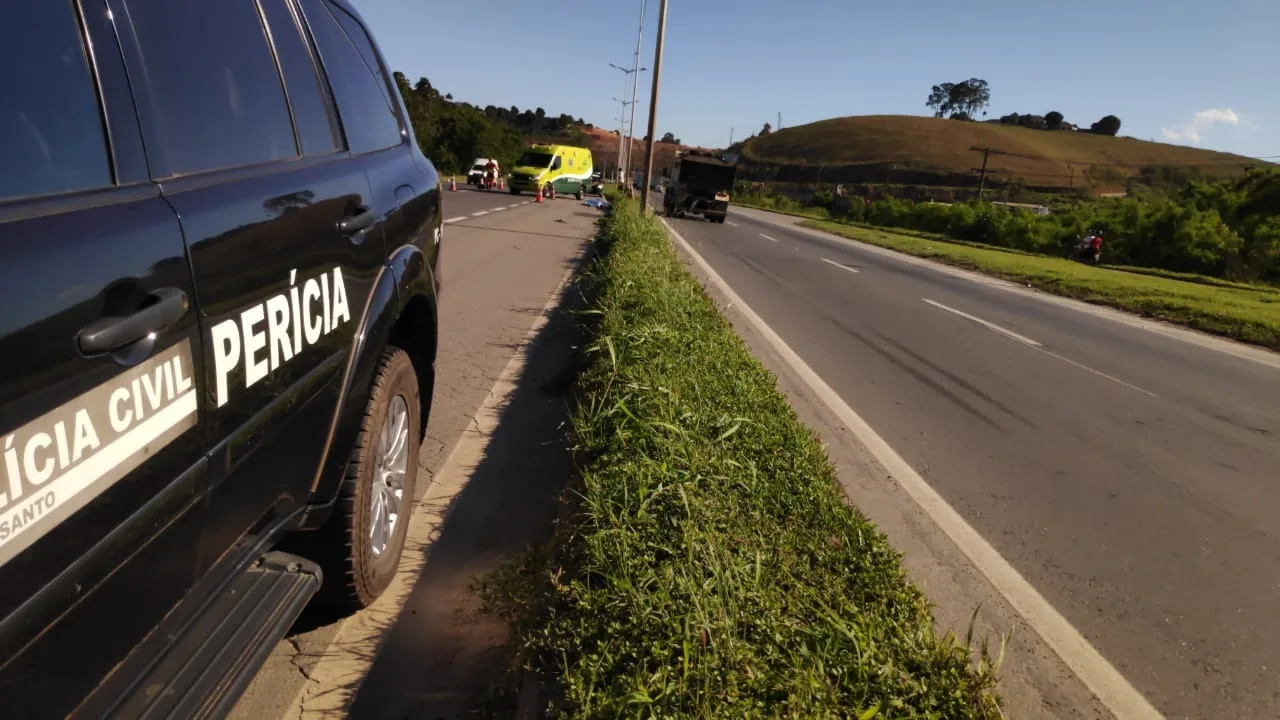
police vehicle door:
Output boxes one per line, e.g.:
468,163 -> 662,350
0,4 -> 210,715
110,0 -> 384,572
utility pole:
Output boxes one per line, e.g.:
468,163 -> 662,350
970,145 -> 992,200
625,0 -> 648,195
639,0 -> 667,211
729,127 -> 734,147
778,111 -> 782,131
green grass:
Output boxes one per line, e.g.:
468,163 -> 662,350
734,195 -> 1280,291
483,196 -> 1003,718
733,195 -> 828,221
799,219 -> 1280,348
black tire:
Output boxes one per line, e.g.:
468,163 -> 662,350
544,182 -> 555,199
510,187 -> 520,195
576,185 -> 585,200
314,347 -> 421,610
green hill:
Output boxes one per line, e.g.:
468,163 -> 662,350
742,115 -> 1263,192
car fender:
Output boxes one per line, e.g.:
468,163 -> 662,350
297,242 -> 437,529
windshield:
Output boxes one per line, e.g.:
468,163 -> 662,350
517,152 -> 554,169
471,164 -> 487,172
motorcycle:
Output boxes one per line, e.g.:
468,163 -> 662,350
1067,232 -> 1103,266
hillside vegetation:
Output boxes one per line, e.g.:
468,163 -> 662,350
394,73 -> 592,175
743,115 -> 1261,191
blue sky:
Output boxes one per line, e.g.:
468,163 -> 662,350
351,0 -> 1280,159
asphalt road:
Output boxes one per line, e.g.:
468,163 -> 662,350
670,206 -> 1280,720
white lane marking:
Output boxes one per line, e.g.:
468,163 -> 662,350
759,233 -> 778,243
444,216 -> 467,224
507,203 -> 521,209
923,299 -> 1157,397
923,298 -> 1042,347
282,263 -> 581,719
489,206 -> 506,213
522,201 -> 531,205
1039,348 -> 1159,398
471,210 -> 489,217
737,206 -> 1280,371
726,220 -> 739,227
661,217 -> 1165,720
822,257 -> 859,274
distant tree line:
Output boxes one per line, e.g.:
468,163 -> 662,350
393,72 -> 592,174
926,77 -> 1123,136
478,105 -> 592,135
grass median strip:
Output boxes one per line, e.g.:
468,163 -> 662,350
483,198 -> 1002,718
799,219 -> 1280,349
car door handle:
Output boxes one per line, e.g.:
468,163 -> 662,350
337,207 -> 376,235
78,287 -> 189,355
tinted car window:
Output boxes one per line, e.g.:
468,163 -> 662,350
125,0 -> 298,175
0,1 -> 112,200
300,0 -> 401,155
260,0 -> 341,156
328,5 -> 398,114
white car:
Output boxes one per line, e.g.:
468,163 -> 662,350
467,157 -> 499,186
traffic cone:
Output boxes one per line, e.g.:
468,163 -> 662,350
536,186 -> 543,203
498,176 -> 505,191
449,176 -> 457,192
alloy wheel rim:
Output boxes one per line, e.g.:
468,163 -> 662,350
369,395 -> 409,558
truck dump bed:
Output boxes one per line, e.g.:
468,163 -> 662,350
664,153 -> 737,223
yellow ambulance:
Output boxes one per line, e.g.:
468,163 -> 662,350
508,144 -> 595,198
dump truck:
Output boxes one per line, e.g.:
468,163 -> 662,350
662,151 -> 736,224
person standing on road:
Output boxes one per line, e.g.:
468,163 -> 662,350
484,159 -> 499,190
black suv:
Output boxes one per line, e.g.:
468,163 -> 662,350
0,1 -> 441,717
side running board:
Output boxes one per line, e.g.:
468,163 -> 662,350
85,552 -> 322,720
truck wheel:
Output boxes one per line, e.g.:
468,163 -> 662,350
544,182 -> 555,199
576,185 -> 585,200
510,187 -> 520,195
316,347 -> 421,610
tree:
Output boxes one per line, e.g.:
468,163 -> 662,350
1045,111 -> 1064,131
660,132 -> 681,144
926,83 -> 953,118
925,78 -> 991,120
760,122 -> 773,136
1091,115 -> 1122,136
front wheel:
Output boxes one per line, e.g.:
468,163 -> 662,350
510,187 -> 520,195
576,185 -> 585,200
314,347 -> 422,611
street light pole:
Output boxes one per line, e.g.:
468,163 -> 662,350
608,62 -> 646,184
625,0 -> 647,194
612,96 -> 634,182
639,0 -> 667,211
